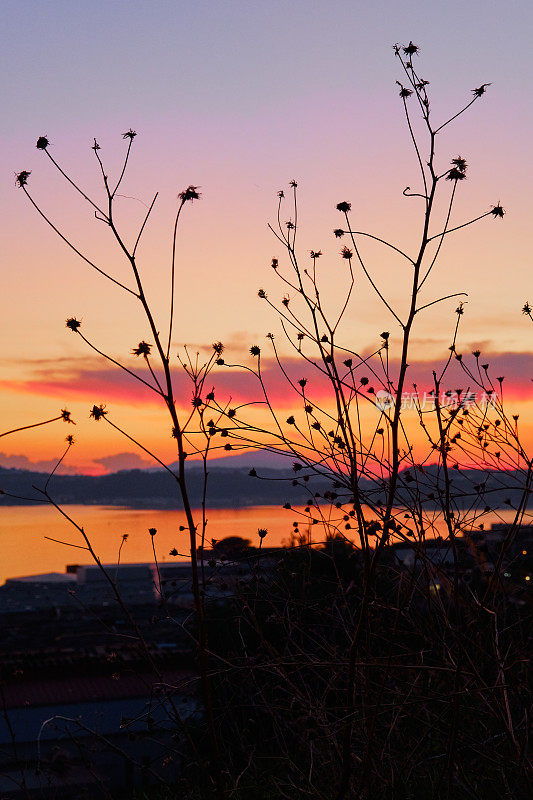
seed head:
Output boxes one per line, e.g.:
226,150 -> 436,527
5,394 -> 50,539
446,167 -> 467,182
250,345 -> 261,356
403,41 -> 419,56
90,404 -> 107,421
451,156 -> 467,173
61,409 -> 74,424
132,341 -> 152,357
341,246 -> 353,259
66,317 -> 81,332
336,201 -> 351,213
36,136 -> 49,150
490,203 -> 505,218
398,85 -> 413,99
179,185 -> 200,202
472,84 -> 491,97
15,171 -> 31,187
122,129 -> 137,139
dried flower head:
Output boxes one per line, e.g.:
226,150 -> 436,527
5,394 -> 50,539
289,179 -> 298,188
92,139 -> 100,151
90,404 -> 107,421
310,250 -> 322,259
66,434 -> 75,445
257,289 -> 267,299
472,84 -> 491,97
271,258 -> 279,269
333,228 -> 344,238
286,220 -> 295,230
149,527 -> 157,537
398,85 -> 413,99
61,409 -> 74,423
192,396 -> 203,407
212,341 -> 224,355
250,345 -> 261,356
179,185 -> 200,202
336,201 -> 351,213
286,416 -> 296,425
447,167 -> 467,181
36,136 -> 49,150
403,41 -> 419,56
490,203 -> 505,218
122,129 -> 137,139
258,528 -> 268,539
132,341 -> 152,357
341,246 -> 353,259
15,171 -> 31,187
522,301 -> 532,315
451,156 -> 467,173
66,317 -> 81,332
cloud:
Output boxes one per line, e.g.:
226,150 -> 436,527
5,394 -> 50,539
3,349 -> 532,410
0,452 -> 82,475
93,452 -> 154,471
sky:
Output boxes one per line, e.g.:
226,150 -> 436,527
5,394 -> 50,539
2,0 -> 532,474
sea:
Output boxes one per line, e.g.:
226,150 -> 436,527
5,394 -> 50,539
0,504 -> 524,584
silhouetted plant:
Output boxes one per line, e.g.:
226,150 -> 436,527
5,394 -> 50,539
8,41 -> 531,800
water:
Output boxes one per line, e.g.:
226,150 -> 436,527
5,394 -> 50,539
0,504 -> 522,584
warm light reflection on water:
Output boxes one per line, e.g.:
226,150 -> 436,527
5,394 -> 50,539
0,504 -> 521,583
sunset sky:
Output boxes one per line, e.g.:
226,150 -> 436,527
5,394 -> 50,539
2,0 -> 532,474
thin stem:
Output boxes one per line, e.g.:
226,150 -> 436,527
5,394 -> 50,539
167,199 -> 186,359
44,148 -> 107,217
23,188 -> 137,295
0,415 -> 65,438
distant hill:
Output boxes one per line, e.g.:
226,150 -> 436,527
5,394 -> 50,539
172,449 -> 295,471
0,462 -> 531,510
